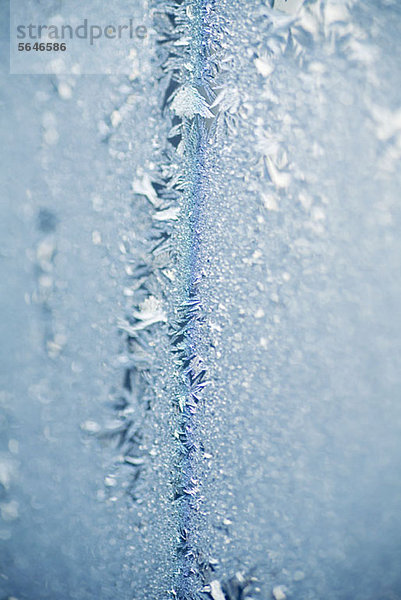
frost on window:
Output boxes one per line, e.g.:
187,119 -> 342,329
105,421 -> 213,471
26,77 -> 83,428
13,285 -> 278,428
1,1 -> 401,599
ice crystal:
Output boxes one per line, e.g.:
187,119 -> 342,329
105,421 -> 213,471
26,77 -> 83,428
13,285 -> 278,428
171,86 -> 213,118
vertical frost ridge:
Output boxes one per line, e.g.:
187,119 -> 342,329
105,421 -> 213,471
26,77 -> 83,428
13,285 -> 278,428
112,1 -> 222,597
155,2 -> 215,597
108,1 -> 259,597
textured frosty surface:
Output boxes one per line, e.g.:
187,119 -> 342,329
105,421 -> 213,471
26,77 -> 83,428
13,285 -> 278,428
1,1 -> 401,599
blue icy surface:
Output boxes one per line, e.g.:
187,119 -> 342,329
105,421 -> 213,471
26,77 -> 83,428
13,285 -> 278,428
1,1 -> 401,599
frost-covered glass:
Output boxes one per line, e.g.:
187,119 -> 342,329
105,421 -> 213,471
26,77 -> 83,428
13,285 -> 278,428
1,1 -> 401,599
